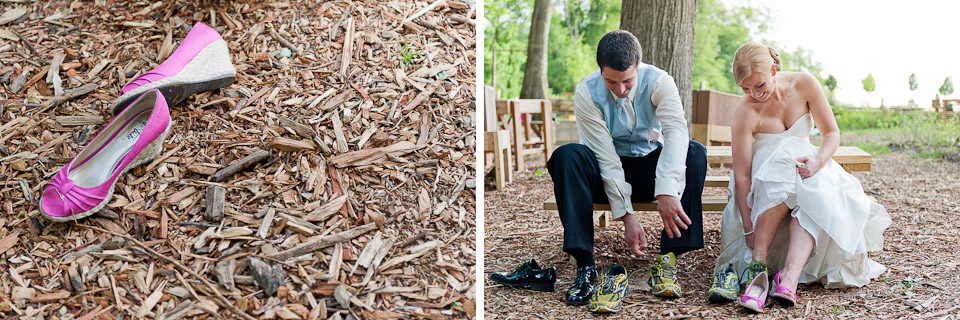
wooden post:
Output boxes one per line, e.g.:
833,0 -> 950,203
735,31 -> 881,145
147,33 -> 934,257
485,131 -> 513,190
511,101 -> 525,171
542,100 -> 555,161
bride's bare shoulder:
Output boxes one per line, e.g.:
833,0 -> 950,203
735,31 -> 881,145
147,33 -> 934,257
733,98 -> 760,126
780,71 -> 819,90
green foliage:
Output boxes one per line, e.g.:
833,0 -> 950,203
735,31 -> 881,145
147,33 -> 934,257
484,0 -> 533,99
484,0 -> 620,98
835,107 -> 960,160
693,1 -> 827,95
693,0 -> 772,94
534,169 -> 547,177
777,46 -> 825,83
825,75 -> 837,91
487,0 -> 829,99
400,40 -> 420,65
862,74 -> 876,93
909,73 -> 918,91
940,76 -> 954,96
545,10 -> 595,94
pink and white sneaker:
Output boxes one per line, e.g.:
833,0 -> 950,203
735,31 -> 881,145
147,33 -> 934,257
111,22 -> 236,115
41,89 -> 172,221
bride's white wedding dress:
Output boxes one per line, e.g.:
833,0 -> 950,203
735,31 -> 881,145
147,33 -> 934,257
715,112 -> 892,288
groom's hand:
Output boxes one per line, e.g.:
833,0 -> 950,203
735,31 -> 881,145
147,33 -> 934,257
658,195 -> 690,239
621,213 -> 647,256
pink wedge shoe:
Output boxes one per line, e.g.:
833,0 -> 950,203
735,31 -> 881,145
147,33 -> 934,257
738,270 -> 769,313
110,22 -> 236,115
41,89 -> 171,221
770,270 -> 799,307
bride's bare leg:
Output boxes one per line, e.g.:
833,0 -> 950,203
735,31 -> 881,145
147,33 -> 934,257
752,203 -> 790,262
779,217 -> 814,292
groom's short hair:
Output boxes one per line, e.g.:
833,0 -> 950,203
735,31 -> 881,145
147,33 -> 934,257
597,30 -> 642,71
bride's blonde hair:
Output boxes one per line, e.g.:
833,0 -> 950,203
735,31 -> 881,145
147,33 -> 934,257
732,41 -> 782,86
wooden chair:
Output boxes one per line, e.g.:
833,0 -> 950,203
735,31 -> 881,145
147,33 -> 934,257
495,99 -> 555,171
484,86 -> 512,189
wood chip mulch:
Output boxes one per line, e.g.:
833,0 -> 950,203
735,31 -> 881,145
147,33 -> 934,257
484,150 -> 960,319
0,1 -> 476,319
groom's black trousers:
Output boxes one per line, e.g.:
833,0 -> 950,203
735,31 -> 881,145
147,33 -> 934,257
547,141 -> 707,266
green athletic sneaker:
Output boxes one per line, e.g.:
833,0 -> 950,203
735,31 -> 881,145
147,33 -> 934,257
740,260 -> 769,293
589,265 -> 629,313
649,252 -> 682,298
708,262 -> 739,302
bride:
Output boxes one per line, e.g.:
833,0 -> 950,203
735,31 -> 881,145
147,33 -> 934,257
706,41 -> 892,313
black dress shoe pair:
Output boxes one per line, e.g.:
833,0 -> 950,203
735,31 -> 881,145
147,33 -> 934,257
565,265 -> 599,305
489,259 -> 557,291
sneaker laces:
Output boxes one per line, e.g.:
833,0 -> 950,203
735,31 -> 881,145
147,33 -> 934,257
629,259 -> 708,290
597,275 -> 617,293
652,260 -> 679,281
739,263 -> 767,286
713,269 -> 729,286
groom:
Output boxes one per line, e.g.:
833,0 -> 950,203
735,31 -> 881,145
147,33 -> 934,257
548,30 -> 707,305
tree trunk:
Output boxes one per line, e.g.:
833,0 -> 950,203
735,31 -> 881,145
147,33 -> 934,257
620,0 -> 696,128
520,0 -> 552,99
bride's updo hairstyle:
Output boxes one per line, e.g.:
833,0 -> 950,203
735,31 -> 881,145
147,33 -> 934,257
732,41 -> 782,86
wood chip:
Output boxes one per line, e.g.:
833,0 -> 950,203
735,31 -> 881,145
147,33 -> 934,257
30,290 -> 70,303
0,7 -> 27,25
378,240 -> 438,271
271,223 -> 377,260
329,141 -> 422,167
214,259 -> 237,291
247,256 -> 283,297
136,280 -> 166,318
266,137 -> 315,152
279,116 -> 317,138
339,17 -> 354,75
210,149 -> 270,182
55,115 -> 104,126
257,208 -> 276,239
122,21 -> 156,28
303,195 -> 348,222
333,285 -> 351,309
204,185 -> 225,222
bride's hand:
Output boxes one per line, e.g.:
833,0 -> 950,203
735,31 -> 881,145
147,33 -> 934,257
743,222 -> 756,249
796,156 -> 822,178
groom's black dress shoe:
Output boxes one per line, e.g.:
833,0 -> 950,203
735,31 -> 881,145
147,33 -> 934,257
565,265 -> 599,305
489,259 -> 556,291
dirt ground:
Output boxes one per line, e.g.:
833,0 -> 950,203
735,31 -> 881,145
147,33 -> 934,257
1,1 -> 476,319
483,148 -> 960,319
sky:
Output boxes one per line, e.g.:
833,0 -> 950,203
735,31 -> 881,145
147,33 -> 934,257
722,0 -> 960,108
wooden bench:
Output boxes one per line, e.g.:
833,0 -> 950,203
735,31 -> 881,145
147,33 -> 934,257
543,145 -> 873,227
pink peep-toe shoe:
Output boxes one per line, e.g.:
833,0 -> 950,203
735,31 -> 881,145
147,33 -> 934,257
111,22 -> 236,115
41,89 -> 171,221
738,270 -> 769,313
770,270 -> 799,307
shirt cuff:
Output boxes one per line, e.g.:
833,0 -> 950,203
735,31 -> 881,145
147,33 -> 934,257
609,200 -> 632,220
654,177 -> 685,199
